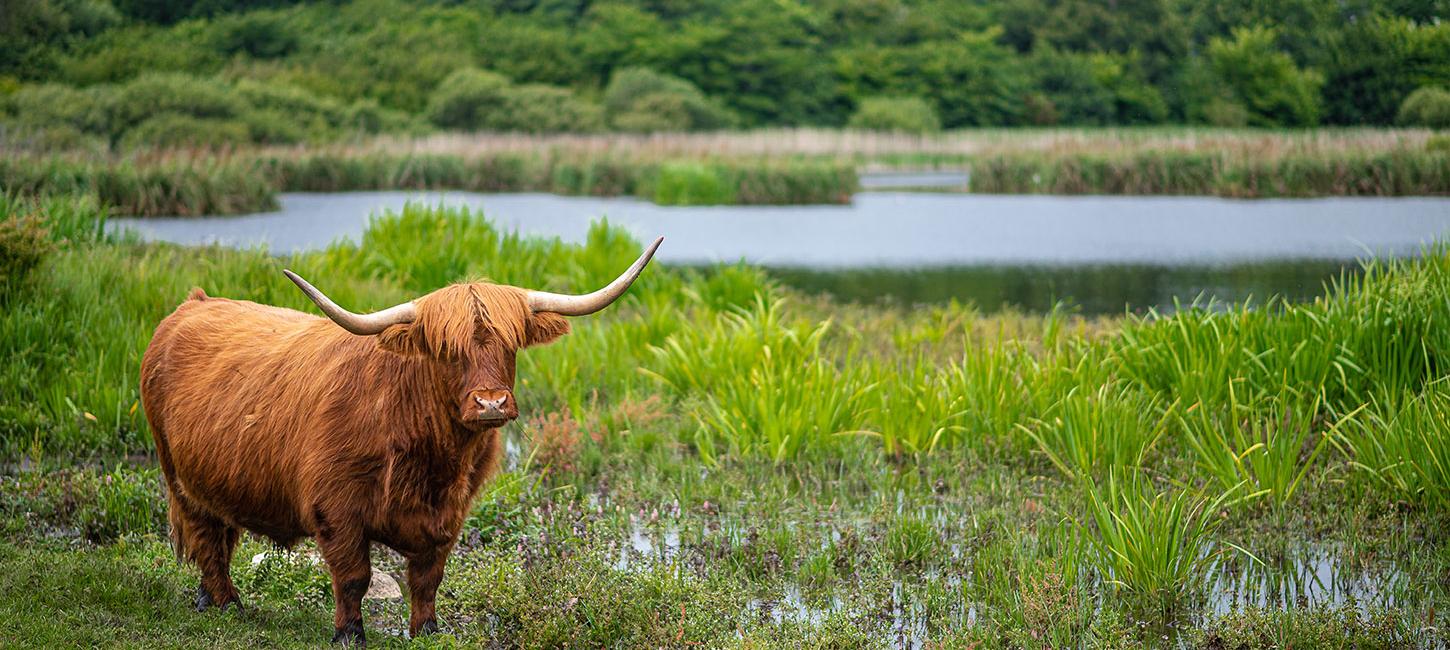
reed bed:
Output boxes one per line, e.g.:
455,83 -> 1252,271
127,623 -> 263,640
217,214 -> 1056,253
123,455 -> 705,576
969,149 -> 1450,197
0,155 -> 277,216
3,128 -> 1441,217
363,127 -> 1439,160
0,149 -> 855,216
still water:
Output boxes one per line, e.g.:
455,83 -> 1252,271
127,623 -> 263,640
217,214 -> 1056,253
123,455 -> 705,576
111,190 -> 1450,314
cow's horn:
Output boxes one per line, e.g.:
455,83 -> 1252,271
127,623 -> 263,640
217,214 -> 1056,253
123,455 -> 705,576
527,236 -> 663,316
282,270 -> 417,335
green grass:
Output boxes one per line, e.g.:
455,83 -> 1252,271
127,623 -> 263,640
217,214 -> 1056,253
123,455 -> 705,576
1080,472 -> 1244,615
2,194 -> 1449,646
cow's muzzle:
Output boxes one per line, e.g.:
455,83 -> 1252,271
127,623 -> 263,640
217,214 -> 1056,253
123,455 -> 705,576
467,389 -> 518,428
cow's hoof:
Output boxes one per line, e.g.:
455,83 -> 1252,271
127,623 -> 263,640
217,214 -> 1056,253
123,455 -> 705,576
194,583 -> 213,612
220,598 -> 245,614
412,619 -> 438,637
332,621 -> 365,647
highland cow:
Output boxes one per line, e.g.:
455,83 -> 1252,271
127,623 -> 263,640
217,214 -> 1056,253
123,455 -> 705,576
139,238 -> 662,645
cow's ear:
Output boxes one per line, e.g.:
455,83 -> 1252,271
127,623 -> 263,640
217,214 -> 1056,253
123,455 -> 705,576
377,323 -> 424,355
524,312 -> 570,348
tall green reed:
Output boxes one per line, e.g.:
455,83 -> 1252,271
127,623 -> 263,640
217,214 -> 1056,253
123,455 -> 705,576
1081,472 -> 1245,615
644,296 -> 876,463
1335,384 -> 1450,510
1178,384 -> 1362,512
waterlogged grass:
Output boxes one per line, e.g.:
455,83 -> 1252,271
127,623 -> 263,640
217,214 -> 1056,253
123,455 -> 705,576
1081,473 -> 1242,615
1,195 -> 1449,645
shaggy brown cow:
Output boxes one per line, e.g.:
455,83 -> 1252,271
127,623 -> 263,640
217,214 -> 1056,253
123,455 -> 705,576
140,237 -> 662,645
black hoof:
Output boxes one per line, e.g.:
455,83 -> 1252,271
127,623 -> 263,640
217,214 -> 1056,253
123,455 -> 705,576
221,598 -> 245,614
414,619 -> 438,637
194,583 -> 213,612
332,621 -> 365,647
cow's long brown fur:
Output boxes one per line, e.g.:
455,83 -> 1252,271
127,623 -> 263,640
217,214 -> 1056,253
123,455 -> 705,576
141,282 -> 569,643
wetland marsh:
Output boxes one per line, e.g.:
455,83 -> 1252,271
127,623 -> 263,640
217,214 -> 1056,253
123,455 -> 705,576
3,191 -> 1449,647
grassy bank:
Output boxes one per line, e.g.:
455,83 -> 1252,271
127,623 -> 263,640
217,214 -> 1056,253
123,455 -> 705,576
1,194 -> 1448,646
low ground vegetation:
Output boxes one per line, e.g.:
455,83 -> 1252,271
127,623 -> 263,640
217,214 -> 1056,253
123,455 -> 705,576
0,194 -> 1447,646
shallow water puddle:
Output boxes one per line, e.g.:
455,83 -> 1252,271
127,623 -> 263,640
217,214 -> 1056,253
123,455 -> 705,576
1206,545 -> 1407,615
609,519 -> 1415,645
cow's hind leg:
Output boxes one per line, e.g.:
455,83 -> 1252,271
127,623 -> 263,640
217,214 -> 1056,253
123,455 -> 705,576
175,500 -> 243,612
316,522 -> 370,646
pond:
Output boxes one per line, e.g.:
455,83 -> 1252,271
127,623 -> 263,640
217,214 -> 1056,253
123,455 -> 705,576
110,190 -> 1450,314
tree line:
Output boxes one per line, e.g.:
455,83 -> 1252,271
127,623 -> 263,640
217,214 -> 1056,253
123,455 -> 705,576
2,0 -> 1447,141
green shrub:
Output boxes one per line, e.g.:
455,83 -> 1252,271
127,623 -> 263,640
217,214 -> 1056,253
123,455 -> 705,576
603,67 -> 735,132
1204,27 -> 1323,127
424,68 -> 512,131
610,92 -> 693,133
847,96 -> 942,134
0,212 -> 54,288
231,79 -> 355,143
426,68 -> 601,133
119,113 -> 251,150
3,82 -> 115,135
0,122 -> 107,153
500,84 -> 603,133
110,73 -> 245,138
340,98 -> 419,134
1396,86 -> 1450,129
233,79 -> 343,127
209,11 -> 300,59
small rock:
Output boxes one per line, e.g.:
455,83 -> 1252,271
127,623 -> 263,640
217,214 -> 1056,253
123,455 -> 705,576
365,571 -> 402,600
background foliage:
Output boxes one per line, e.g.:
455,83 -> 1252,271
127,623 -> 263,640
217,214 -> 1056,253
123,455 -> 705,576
2,0 -> 1447,146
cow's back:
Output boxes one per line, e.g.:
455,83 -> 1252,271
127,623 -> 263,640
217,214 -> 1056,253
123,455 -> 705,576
141,290 -> 371,542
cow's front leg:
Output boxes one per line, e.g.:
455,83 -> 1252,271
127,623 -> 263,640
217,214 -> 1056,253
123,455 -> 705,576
317,525 -> 370,646
405,546 -> 449,637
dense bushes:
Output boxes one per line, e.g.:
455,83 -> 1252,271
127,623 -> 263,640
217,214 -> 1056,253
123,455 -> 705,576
494,84 -> 603,134
1024,49 -> 1168,126
425,68 -> 600,133
6,0 -> 1449,135
1199,27 -> 1324,127
602,68 -> 736,133
424,69 -> 510,132
0,72 -> 418,150
1398,87 -> 1450,129
118,113 -> 251,149
846,97 -> 941,134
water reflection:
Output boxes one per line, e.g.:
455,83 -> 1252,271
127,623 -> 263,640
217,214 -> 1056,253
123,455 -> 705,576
1208,547 -> 1404,615
766,260 -> 1363,314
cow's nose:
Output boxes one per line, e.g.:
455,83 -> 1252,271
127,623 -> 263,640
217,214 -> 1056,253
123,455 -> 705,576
470,389 -> 517,422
